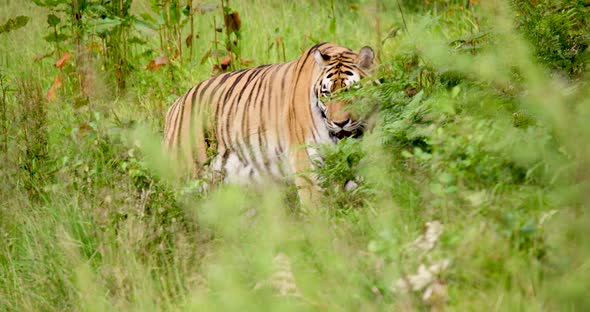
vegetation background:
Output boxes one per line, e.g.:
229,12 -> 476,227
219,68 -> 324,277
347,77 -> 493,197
1,0 -> 589,310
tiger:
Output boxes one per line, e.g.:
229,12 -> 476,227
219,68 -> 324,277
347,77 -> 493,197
164,42 -> 375,203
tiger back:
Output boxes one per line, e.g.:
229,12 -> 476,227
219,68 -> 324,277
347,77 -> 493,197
164,42 -> 375,198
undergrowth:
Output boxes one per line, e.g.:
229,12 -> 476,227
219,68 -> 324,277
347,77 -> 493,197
1,0 -> 589,311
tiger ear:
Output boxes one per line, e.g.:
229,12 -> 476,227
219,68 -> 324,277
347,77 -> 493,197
314,50 -> 330,67
358,46 -> 375,70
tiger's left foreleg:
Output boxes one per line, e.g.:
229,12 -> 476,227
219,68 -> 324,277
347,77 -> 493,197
289,147 -> 322,211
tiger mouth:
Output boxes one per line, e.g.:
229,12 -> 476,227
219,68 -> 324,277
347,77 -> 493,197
317,104 -> 364,140
329,127 -> 364,140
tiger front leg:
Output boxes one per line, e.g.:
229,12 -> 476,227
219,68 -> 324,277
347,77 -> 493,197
289,147 -> 323,211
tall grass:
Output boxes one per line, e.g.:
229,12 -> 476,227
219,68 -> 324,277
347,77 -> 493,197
1,0 -> 589,310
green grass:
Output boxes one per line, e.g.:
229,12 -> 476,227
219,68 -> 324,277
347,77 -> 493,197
1,0 -> 590,311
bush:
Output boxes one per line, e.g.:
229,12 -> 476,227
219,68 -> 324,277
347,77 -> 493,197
513,0 -> 590,77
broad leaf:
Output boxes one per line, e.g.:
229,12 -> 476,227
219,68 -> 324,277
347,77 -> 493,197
0,16 -> 29,34
32,0 -> 69,7
169,2 -> 180,25
182,4 -> 191,17
43,33 -> 69,43
223,11 -> 241,33
47,14 -> 60,27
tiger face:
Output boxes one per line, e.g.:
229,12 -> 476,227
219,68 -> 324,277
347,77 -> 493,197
313,46 -> 375,141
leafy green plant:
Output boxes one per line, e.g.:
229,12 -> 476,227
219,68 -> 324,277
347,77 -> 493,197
220,0 -> 242,70
143,0 -> 190,61
316,137 -> 369,212
33,0 -> 74,57
90,0 -> 135,91
513,0 -> 589,77
0,15 -> 29,34
15,76 -> 49,199
33,0 -> 141,93
1,0 -> 590,310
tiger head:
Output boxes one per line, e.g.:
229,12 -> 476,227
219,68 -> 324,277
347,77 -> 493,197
313,45 -> 375,141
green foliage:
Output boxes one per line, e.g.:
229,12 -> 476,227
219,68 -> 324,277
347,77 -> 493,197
46,13 -> 60,27
0,15 -> 29,34
513,0 -> 590,77
316,137 -> 370,212
1,0 -> 589,311
15,76 -> 49,199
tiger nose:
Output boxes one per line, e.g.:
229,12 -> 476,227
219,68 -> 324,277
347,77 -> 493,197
333,119 -> 350,128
